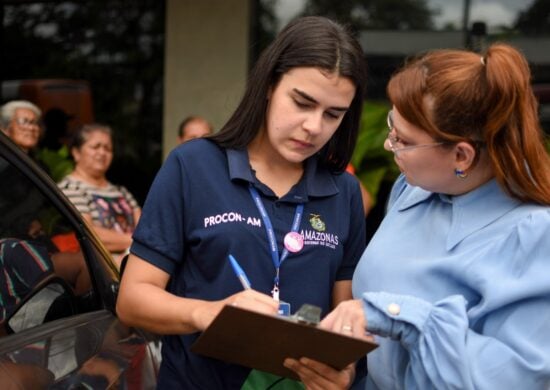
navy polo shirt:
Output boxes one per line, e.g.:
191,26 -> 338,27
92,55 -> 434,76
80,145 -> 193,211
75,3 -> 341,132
131,138 -> 366,389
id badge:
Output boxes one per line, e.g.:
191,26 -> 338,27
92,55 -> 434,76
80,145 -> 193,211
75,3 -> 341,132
278,301 -> 291,316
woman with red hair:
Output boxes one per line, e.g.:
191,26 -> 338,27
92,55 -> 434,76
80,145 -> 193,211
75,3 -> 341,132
287,43 -> 550,389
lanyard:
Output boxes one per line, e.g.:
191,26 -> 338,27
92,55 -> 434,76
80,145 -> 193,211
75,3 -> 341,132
248,184 -> 304,300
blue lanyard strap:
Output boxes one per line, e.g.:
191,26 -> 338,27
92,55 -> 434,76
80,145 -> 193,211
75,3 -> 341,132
248,185 -> 304,286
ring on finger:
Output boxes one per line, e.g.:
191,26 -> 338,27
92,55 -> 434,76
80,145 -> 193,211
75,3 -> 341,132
341,324 -> 353,332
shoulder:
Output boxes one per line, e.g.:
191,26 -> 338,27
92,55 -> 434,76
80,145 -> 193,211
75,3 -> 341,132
170,138 -> 224,162
161,139 -> 227,180
57,175 -> 74,187
511,204 -> 550,241
58,175 -> 86,193
305,159 -> 363,200
467,196 -> 550,263
114,183 -> 138,201
477,204 -> 550,301
334,170 -> 363,192
386,174 -> 423,210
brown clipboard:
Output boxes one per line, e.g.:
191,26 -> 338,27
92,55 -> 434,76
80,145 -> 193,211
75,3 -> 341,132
191,305 -> 378,380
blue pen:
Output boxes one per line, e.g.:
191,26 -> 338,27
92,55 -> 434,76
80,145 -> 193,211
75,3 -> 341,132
228,254 -> 252,290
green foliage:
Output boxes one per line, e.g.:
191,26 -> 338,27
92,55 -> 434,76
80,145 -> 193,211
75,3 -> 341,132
36,146 -> 74,183
301,0 -> 436,32
3,1 -> 165,203
351,100 -> 400,205
514,0 -> 550,35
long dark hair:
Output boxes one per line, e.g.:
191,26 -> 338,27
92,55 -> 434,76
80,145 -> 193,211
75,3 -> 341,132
209,16 -> 367,173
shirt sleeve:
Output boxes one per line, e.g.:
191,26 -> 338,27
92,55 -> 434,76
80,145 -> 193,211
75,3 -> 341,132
362,209 -> 550,389
130,151 -> 186,274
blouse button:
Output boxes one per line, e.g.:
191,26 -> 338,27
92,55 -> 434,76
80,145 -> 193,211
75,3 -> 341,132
387,303 -> 401,316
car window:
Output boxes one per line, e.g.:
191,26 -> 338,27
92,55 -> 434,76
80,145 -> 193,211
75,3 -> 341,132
0,154 -> 96,335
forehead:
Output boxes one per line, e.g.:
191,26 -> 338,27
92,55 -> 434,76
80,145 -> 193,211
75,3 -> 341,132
391,107 -> 434,140
83,130 -> 111,143
13,107 -> 38,118
186,120 -> 210,132
276,67 -> 355,105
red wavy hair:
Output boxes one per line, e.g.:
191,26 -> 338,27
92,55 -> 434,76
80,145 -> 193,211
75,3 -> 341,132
387,43 -> 550,205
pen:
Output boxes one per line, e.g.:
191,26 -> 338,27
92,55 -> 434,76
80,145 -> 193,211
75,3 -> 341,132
228,254 -> 252,290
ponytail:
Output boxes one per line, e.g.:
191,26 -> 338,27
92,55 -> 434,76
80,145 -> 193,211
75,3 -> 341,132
483,44 -> 550,204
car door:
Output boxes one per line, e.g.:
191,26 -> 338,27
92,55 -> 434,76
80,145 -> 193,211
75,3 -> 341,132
0,132 -> 159,389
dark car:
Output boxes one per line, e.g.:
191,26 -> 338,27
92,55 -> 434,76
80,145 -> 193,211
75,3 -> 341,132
0,131 -> 160,388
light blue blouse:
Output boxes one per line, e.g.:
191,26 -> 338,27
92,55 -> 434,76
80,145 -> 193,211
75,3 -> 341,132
353,175 -> 550,390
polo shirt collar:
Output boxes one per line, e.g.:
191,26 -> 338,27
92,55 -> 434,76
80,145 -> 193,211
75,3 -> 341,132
226,148 -> 339,202
397,179 -> 520,250
227,147 -> 255,182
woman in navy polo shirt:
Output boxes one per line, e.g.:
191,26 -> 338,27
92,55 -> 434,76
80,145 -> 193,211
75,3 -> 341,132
117,16 -> 368,389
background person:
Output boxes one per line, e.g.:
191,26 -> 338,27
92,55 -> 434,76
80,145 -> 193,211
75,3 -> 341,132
285,43 -> 550,389
0,237 -> 91,325
58,124 -> 141,266
0,101 -> 73,181
117,16 -> 367,389
0,101 -> 54,257
0,100 -> 43,157
177,115 -> 213,144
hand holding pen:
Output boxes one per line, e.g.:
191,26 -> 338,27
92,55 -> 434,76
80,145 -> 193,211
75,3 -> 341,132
225,254 -> 279,312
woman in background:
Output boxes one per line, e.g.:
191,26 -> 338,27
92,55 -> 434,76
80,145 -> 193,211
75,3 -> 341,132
58,124 -> 141,265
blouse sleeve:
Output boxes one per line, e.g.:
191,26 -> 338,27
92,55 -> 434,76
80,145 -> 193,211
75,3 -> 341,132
363,209 -> 550,389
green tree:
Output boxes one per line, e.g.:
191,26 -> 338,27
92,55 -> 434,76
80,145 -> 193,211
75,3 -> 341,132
250,0 -> 278,65
301,0 -> 436,33
515,0 -> 550,35
2,1 -> 165,203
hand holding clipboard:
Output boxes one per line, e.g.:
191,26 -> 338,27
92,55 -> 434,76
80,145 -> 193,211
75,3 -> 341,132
191,255 -> 377,380
191,303 -> 377,380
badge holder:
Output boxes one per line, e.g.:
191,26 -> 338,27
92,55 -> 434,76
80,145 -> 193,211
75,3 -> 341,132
278,301 -> 291,316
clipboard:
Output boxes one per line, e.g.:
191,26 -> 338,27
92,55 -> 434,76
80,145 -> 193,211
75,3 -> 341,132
191,305 -> 378,380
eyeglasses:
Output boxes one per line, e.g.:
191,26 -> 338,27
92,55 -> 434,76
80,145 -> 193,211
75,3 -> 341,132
386,110 -> 447,154
14,117 -> 40,128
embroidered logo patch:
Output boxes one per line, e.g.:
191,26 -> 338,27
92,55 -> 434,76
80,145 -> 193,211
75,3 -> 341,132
303,213 -> 339,249
309,214 -> 326,232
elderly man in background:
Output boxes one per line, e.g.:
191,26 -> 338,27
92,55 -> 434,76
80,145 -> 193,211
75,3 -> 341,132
0,100 -> 42,154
